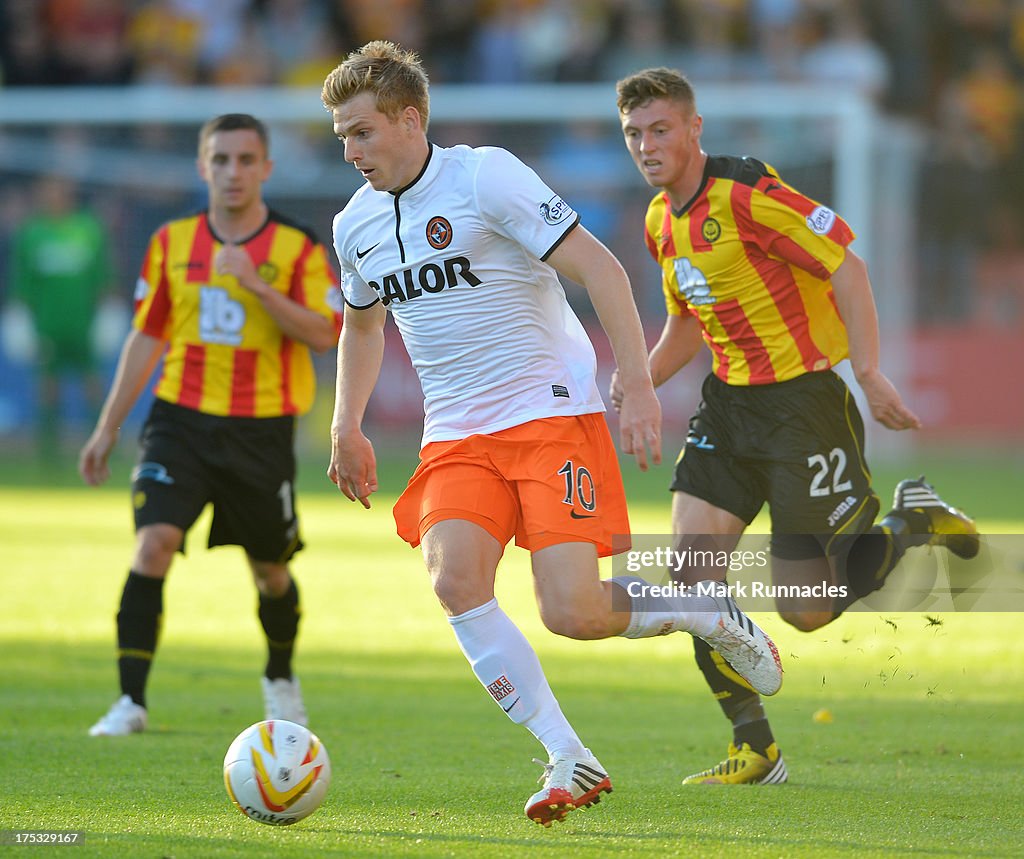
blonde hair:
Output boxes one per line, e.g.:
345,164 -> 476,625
321,41 -> 430,130
616,67 -> 696,115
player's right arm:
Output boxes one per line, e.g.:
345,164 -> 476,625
649,312 -> 704,387
79,330 -> 166,486
546,224 -> 661,471
830,249 -> 921,431
328,300 -> 387,508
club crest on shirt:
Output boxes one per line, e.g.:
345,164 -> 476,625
701,217 -> 721,243
258,262 -> 279,283
426,216 -> 453,250
539,195 -> 573,226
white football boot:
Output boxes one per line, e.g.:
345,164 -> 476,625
261,676 -> 308,726
89,694 -> 147,736
524,750 -> 612,826
699,592 -> 783,696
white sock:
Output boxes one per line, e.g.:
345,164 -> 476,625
448,598 -> 586,759
610,575 -> 721,638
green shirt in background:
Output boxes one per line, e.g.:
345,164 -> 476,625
9,210 -> 112,369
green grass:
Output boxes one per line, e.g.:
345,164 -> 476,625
2,453 -> 1024,858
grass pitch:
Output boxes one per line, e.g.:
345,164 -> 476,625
2,451 -> 1023,858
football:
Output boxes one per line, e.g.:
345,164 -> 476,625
223,720 -> 331,826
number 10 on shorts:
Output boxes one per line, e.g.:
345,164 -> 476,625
558,460 -> 596,512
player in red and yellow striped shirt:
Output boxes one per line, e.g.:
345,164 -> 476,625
643,156 -> 853,387
615,68 -> 978,785
133,207 -> 337,418
79,114 -> 341,737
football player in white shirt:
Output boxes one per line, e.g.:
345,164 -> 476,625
322,41 -> 783,826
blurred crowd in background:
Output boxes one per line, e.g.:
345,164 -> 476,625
0,0 -> 1019,113
2,0 -> 1021,123
2,0 -> 1021,313
0,0 -> 1022,450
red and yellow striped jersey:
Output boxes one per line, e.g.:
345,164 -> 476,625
133,209 -> 341,417
644,156 -> 854,386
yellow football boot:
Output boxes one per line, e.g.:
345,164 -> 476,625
682,742 -> 788,785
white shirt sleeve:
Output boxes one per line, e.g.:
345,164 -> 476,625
474,147 -> 580,261
332,211 -> 380,309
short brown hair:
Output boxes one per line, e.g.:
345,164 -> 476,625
321,40 -> 430,130
198,113 -> 269,156
616,68 -> 696,115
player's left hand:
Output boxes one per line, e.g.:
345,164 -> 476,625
858,369 -> 921,431
215,243 -> 263,293
619,385 -> 662,471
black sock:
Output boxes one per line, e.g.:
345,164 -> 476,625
840,509 -> 931,605
693,637 -> 774,755
117,571 -> 164,708
733,718 -> 776,756
259,578 -> 300,680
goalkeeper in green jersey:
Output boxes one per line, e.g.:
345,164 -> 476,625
8,175 -> 114,454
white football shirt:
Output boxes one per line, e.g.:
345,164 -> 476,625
333,144 -> 605,444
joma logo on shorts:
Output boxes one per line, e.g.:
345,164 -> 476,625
827,494 -> 858,527
369,256 -> 481,306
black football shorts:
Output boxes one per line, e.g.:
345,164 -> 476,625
671,371 -> 880,560
131,398 -> 303,563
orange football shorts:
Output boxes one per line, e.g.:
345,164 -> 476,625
393,413 -> 631,557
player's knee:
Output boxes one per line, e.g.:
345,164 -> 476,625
778,607 -> 833,632
430,571 -> 490,617
250,561 -> 291,597
540,607 -> 607,641
132,525 -> 180,575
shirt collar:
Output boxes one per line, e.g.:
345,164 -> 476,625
390,142 -> 439,199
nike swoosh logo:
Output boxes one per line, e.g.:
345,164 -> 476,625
570,511 -> 596,519
355,242 -> 381,260
502,697 -> 520,713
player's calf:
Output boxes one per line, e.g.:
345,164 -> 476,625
776,606 -> 835,632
